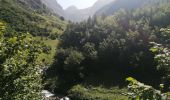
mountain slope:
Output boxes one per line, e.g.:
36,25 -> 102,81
15,0 -> 48,12
0,0 -> 67,38
95,0 -> 160,16
90,0 -> 115,15
41,0 -> 65,17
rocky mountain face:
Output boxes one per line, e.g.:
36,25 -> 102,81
41,0 -> 65,16
15,0 -> 47,11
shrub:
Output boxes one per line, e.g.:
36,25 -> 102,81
126,77 -> 167,100
150,42 -> 170,91
0,22 -> 43,100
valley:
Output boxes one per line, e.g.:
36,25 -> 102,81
0,0 -> 170,100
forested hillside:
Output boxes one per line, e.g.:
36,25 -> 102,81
0,21 -> 43,100
0,0 -> 170,100
0,0 -> 67,39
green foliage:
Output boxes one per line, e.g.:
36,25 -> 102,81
64,50 -> 85,67
0,22 -> 43,100
0,0 -> 67,39
68,84 -> 128,100
57,49 -> 85,82
83,42 -> 98,60
150,42 -> 170,91
44,0 -> 170,98
168,92 -> 170,100
126,77 -> 167,100
159,28 -> 170,44
36,37 -> 60,65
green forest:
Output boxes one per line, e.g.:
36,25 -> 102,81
0,0 -> 170,100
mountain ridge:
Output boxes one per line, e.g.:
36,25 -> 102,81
95,0 -> 161,16
2,0 -> 163,23
41,0 -> 115,22
64,0 -> 115,22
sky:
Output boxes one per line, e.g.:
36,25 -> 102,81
57,0 -> 98,9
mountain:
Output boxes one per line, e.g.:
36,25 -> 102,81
64,6 -> 90,22
39,0 -> 115,22
64,0 -> 115,22
90,0 -> 115,15
95,0 -> 159,16
41,0 -> 161,22
65,6 -> 78,12
16,0 -> 44,9
41,0 -> 65,17
0,0 -> 67,38
1,0 -> 162,24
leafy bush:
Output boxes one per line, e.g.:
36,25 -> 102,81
150,42 -> 170,91
126,77 -> 167,100
168,92 -> 170,100
0,22 -> 43,100
56,48 -> 85,74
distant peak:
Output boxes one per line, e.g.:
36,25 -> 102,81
66,5 -> 78,11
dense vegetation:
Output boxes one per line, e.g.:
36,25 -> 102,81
45,0 -> 170,99
0,0 -> 64,98
126,77 -> 168,100
0,0 -> 68,99
0,0 -> 170,99
0,21 -> 45,99
0,0 -> 67,39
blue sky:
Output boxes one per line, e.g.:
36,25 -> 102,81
57,0 -> 98,9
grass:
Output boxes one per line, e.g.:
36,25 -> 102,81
35,36 -> 59,65
68,84 -> 129,100
168,92 -> 170,100
37,14 -> 67,35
